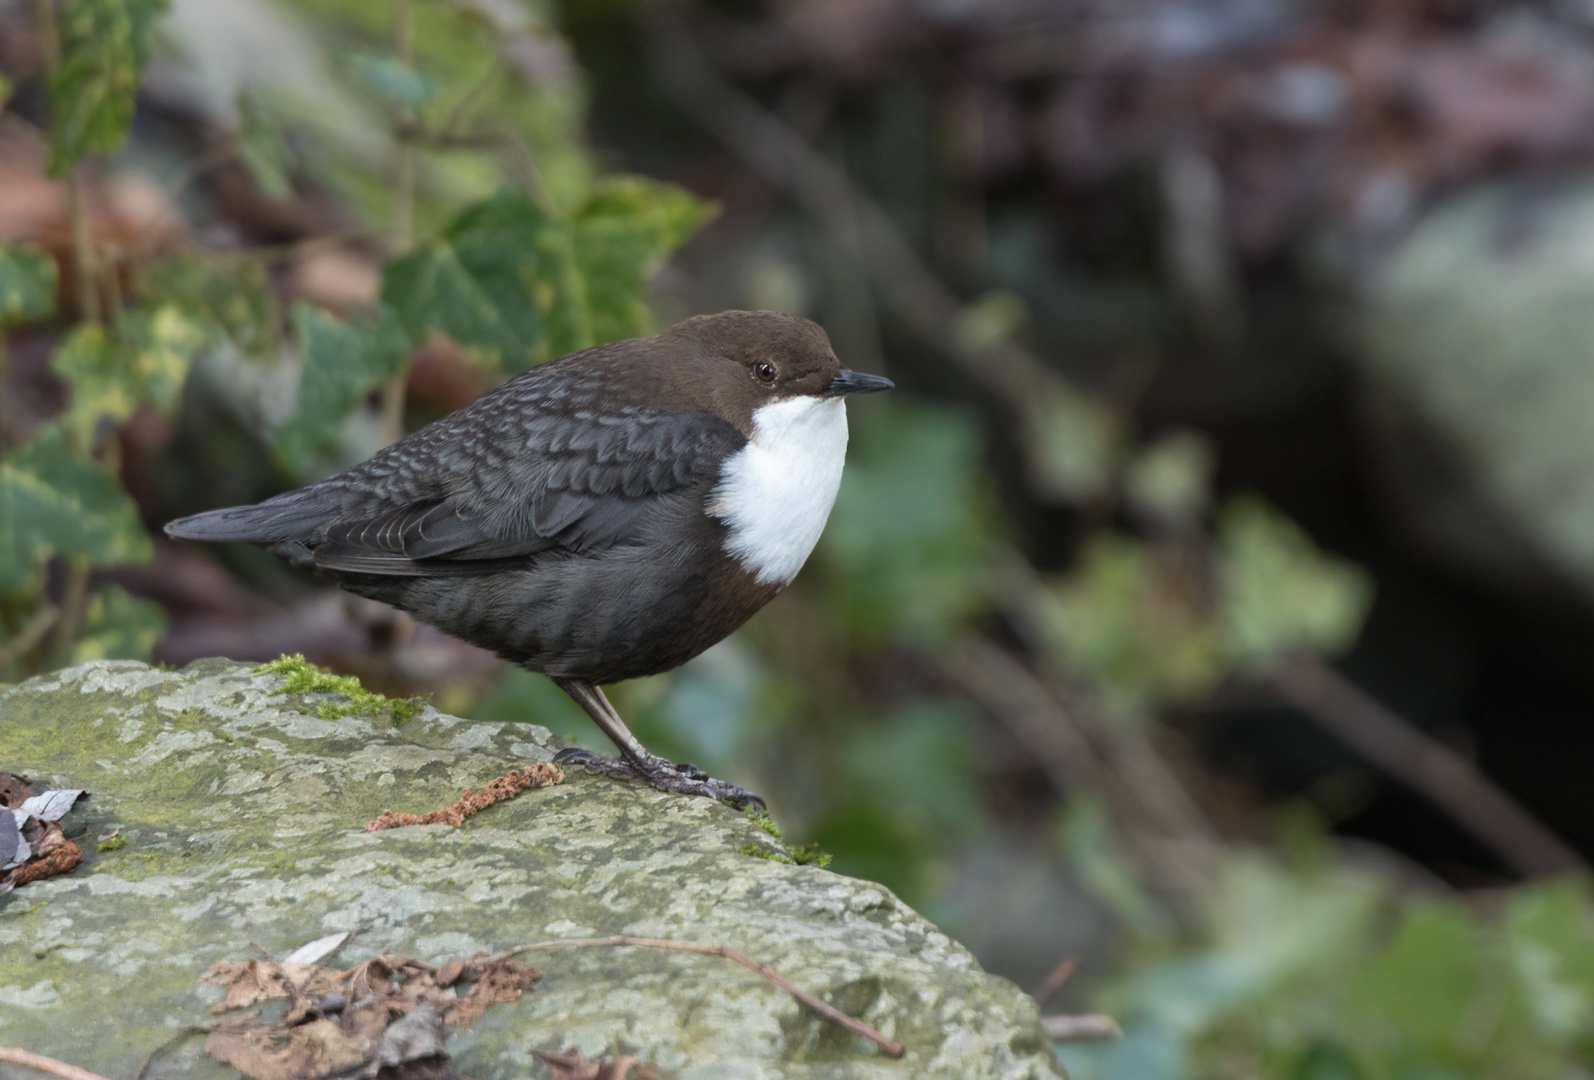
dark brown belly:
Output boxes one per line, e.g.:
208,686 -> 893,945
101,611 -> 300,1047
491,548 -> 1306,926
335,528 -> 781,685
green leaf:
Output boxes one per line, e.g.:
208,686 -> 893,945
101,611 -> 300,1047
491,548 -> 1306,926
235,90 -> 293,201
0,243 -> 58,325
821,403 -> 996,645
138,253 -> 279,358
569,177 -> 716,348
50,305 -> 205,443
343,50 -> 441,111
382,182 -> 713,370
0,72 -> 12,112
48,0 -> 168,174
67,583 -> 165,663
273,303 -> 410,472
382,192 -> 554,370
0,424 -> 151,590
1218,497 -> 1375,669
1046,534 -> 1225,709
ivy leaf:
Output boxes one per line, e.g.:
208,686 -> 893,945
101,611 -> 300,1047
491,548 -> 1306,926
570,177 -> 716,349
381,193 -> 553,370
1046,534 -> 1225,709
50,305 -> 206,444
273,303 -> 410,472
343,51 -> 441,112
235,90 -> 293,201
0,243 -> 58,325
48,0 -> 168,175
138,253 -> 279,358
1218,497 -> 1374,669
0,424 -> 151,591
68,583 -> 166,663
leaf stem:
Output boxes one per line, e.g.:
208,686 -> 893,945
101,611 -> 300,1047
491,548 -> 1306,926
32,0 -> 98,326
380,0 -> 417,447
50,561 -> 90,657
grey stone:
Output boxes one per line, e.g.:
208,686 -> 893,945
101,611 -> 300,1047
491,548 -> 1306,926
0,659 -> 1063,1079
1359,182 -> 1594,603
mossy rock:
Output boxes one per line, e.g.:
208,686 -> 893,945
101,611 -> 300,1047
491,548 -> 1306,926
0,659 -> 1063,1079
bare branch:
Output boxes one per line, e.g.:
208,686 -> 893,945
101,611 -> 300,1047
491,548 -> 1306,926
0,603 -> 59,670
488,935 -> 903,1058
644,5 -> 1110,485
1271,654 -> 1585,879
947,636 -> 1223,906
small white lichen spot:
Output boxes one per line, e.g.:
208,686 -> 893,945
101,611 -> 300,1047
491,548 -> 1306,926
711,394 -> 849,585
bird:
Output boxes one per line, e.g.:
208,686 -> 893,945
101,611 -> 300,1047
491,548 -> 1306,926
165,310 -> 892,809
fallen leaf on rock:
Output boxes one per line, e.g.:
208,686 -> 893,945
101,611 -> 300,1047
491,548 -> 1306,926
283,930 -> 353,966
0,812 -> 22,871
201,958 -> 344,1014
0,774 -> 88,890
360,1001 -> 446,1079
442,955 -> 541,1026
364,764 -> 563,832
0,772 -> 36,807
19,789 -> 83,822
200,943 -> 540,1080
534,1049 -> 660,1080
7,837 -> 81,887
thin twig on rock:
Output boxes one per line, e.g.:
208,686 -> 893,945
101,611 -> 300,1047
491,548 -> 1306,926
488,936 -> 904,1058
0,1047 -> 114,1080
1271,654 -> 1585,878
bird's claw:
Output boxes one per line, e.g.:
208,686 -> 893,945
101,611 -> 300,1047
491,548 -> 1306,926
552,747 -> 764,810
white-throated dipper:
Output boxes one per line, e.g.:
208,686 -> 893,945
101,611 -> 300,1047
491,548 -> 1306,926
165,310 -> 892,808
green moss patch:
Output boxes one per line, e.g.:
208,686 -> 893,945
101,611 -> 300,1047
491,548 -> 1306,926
255,654 -> 428,724
736,806 -> 834,868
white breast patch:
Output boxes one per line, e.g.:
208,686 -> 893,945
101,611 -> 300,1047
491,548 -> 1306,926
709,395 -> 849,586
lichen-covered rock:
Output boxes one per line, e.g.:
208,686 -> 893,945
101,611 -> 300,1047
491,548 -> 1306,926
0,659 -> 1062,1079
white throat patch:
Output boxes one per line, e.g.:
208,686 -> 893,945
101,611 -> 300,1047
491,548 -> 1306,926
710,395 -> 848,586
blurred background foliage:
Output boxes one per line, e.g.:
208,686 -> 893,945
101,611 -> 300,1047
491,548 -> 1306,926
6,0 -> 1594,1076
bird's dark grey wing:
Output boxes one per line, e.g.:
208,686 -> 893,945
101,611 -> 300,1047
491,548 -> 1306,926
172,395 -> 747,576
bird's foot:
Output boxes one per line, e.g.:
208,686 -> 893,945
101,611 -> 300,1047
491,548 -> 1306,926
553,747 -> 765,810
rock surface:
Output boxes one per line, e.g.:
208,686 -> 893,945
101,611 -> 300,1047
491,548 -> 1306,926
0,659 -> 1062,1079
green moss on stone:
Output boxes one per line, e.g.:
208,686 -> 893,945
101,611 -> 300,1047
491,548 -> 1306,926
255,654 -> 428,724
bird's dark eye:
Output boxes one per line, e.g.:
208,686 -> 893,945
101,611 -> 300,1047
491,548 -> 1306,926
755,361 -> 777,384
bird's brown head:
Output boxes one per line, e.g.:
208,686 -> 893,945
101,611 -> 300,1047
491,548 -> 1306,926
662,310 -> 892,434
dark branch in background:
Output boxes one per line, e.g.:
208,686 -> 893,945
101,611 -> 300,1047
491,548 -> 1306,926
949,635 -> 1222,908
645,6 -> 1075,429
1271,655 -> 1586,878
0,603 -> 58,671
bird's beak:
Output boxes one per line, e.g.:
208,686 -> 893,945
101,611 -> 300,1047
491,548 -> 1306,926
828,370 -> 895,396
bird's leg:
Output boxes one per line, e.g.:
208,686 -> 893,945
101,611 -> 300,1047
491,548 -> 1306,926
550,678 -> 765,810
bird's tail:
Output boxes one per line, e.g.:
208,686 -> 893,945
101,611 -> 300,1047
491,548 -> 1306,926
164,490 -> 333,544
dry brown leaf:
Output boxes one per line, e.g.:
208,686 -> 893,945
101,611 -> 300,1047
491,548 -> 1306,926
443,957 -> 540,1026
365,764 -> 563,832
7,835 -> 81,887
534,1049 -> 660,1080
200,947 -> 536,1080
0,772 -> 37,809
200,959 -> 343,1014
